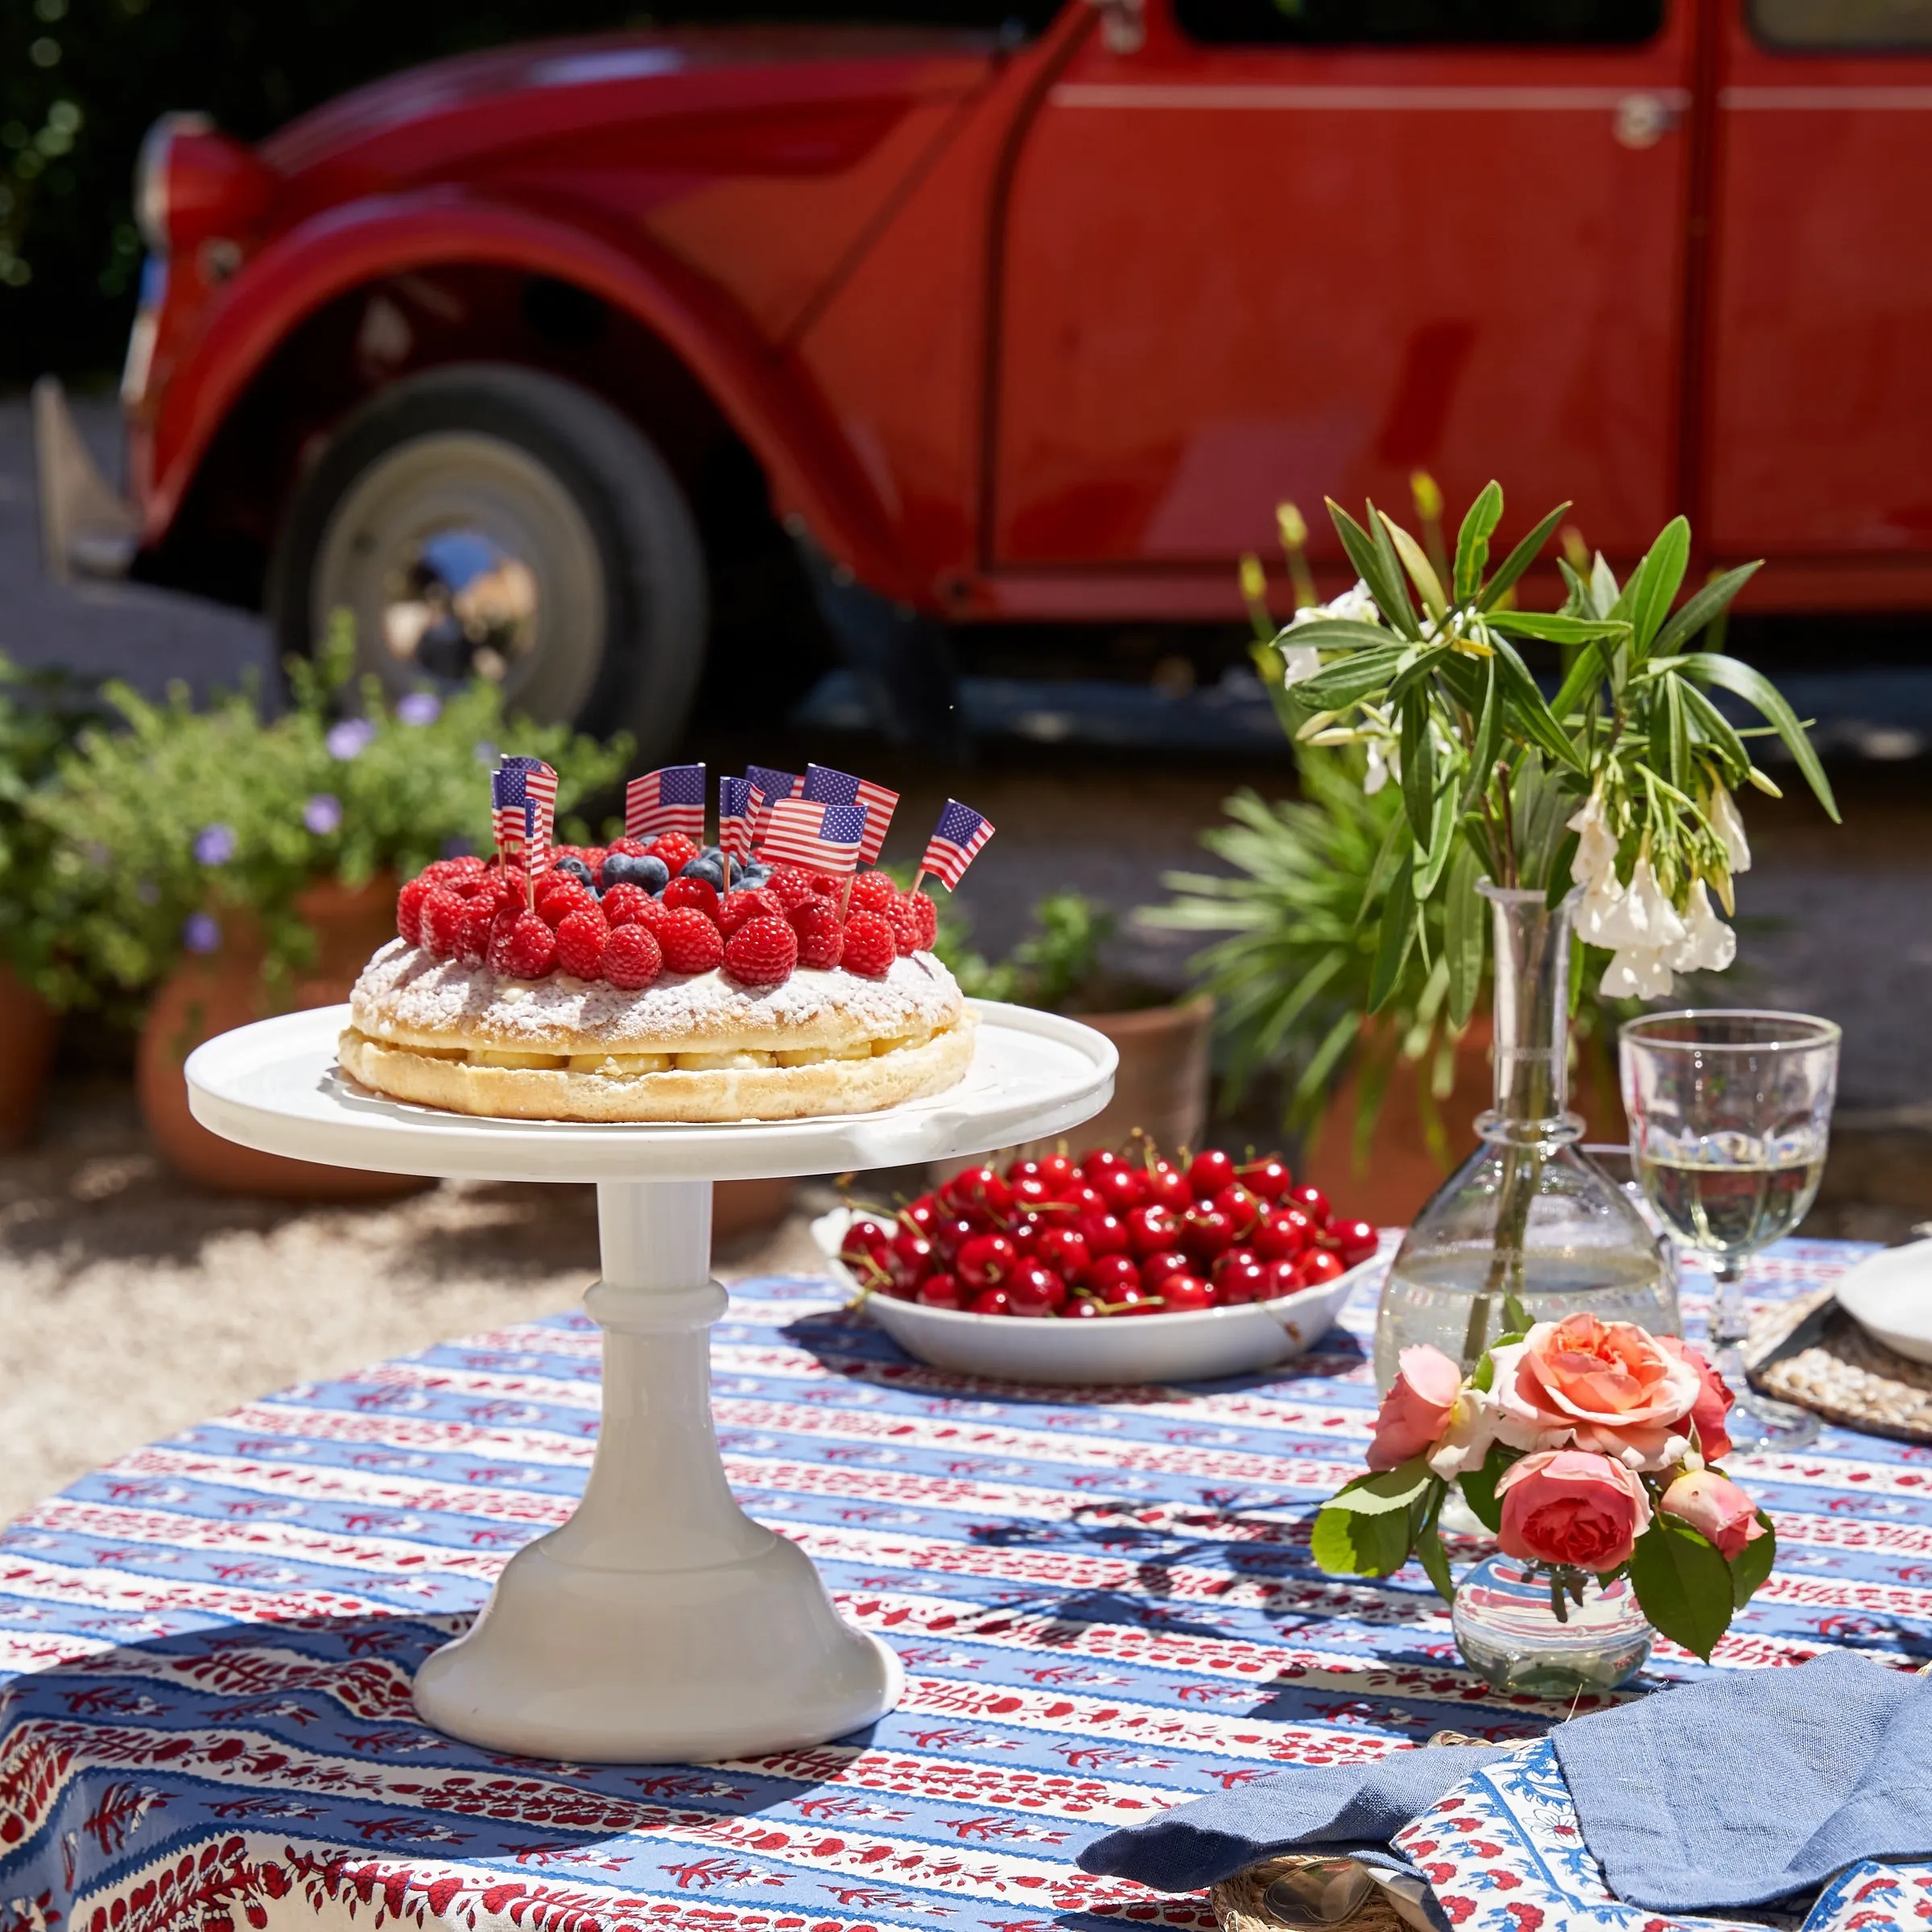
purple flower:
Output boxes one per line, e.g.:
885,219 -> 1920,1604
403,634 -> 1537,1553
326,717 -> 375,760
441,834 -> 475,859
473,739 -> 497,766
397,692 -> 441,726
183,912 -> 221,955
194,824 -> 237,866
303,793 -> 343,835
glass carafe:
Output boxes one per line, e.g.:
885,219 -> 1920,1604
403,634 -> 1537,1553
1373,883 -> 1678,1390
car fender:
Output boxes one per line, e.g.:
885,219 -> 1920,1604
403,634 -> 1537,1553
146,187 -> 914,600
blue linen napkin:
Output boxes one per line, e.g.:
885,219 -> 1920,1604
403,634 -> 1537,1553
1075,1742 -> 1509,1893
1080,1652 -> 1932,1914
1552,1649 -> 1932,1912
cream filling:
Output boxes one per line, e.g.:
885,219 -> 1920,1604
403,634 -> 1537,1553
361,1021 -> 952,1083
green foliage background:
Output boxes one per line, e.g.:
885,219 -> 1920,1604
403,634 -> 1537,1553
0,0 -> 1051,387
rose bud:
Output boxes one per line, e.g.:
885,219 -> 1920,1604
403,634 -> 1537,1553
1660,1468 -> 1767,1560
1657,1335 -> 1737,1465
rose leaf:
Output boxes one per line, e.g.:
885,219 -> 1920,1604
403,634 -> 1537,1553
1311,1502 -> 1414,1579
1457,1442 -> 1513,1534
1629,1517 -> 1734,1662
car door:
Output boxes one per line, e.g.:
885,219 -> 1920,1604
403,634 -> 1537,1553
1705,0 -> 1932,588
990,0 -> 1698,582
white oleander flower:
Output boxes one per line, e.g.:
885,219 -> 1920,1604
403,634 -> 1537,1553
1707,782 -> 1752,875
1364,741 -> 1393,795
1282,642 -> 1323,687
1670,877 -> 1737,975
1600,944 -> 1678,1001
1286,580 -> 1382,631
1567,791 -> 1619,893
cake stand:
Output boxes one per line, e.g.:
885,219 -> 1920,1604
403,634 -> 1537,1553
184,999 -> 1115,1764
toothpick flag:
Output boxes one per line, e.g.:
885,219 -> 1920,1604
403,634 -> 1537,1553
494,758 -> 558,882
761,798 -> 868,877
916,799 -> 993,892
625,763 -> 706,844
719,775 -> 759,884
744,766 -> 801,837
803,763 -> 898,866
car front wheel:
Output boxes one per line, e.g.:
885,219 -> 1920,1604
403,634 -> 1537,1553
270,364 -> 707,762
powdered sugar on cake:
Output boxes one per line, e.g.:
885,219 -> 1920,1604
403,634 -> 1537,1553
351,938 -> 963,1051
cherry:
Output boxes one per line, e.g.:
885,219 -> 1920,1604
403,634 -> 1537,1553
1139,1249 -> 1194,1292
1181,1206 -> 1236,1261
899,1194 -> 941,1236
1158,1274 -> 1215,1313
1058,1180 -> 1108,1216
1330,1218 -> 1379,1268
1117,1284 -> 1162,1315
1287,1183 -> 1331,1227
1008,1158 -> 1046,1182
1005,1212 -> 1047,1254
931,1215 -> 978,1263
1215,1256 -> 1271,1306
889,1231 -> 935,1290
1144,1162 -> 1193,1211
1212,1184 -> 1264,1240
1085,1253 -> 1142,1300
1081,1149 -> 1129,1183
968,1286 -> 1013,1315
1253,1207 -> 1315,1262
1065,1295 -> 1105,1319
1009,1173 -> 1055,1212
1211,1245 -> 1261,1280
1034,1228 -> 1092,1284
1299,1248 -> 1346,1285
1007,1262 -> 1067,1318
1080,1212 -> 1131,1258
1092,1164 -> 1148,1212
1241,1155 -> 1294,1201
1035,1153 -> 1079,1191
942,1165 -> 1013,1220
917,1271 -> 964,1309
956,1232 -> 1020,1291
1260,1258 -> 1304,1300
1125,1203 -> 1182,1258
839,1219 -> 894,1283
1187,1148 -> 1237,1200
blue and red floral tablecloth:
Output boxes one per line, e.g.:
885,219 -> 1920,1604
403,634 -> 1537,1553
3,1241 -> 1929,1932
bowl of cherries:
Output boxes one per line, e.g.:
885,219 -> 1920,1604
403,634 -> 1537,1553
812,1144 -> 1381,1386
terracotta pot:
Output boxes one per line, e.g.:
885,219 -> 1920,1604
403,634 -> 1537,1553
713,1177 -> 795,1244
0,964 -> 60,1153
1303,1018 -> 1628,1228
138,875 -> 426,1199
935,994 -> 1214,1180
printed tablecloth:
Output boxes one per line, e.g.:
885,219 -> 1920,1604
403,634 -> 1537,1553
3,1241 -> 1929,1932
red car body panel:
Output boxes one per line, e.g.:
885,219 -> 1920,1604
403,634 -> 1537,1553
129,1 -> 1932,622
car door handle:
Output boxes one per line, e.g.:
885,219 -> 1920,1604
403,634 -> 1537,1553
1614,93 -> 1681,150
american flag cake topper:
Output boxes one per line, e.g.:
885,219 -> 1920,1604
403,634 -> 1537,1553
803,764 -> 898,867
744,765 -> 802,837
917,799 -> 993,893
625,763 -> 706,844
718,774 -> 759,883
760,797 -> 868,877
493,757 -> 559,885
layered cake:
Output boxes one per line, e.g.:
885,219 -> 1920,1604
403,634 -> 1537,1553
340,769 -> 993,1122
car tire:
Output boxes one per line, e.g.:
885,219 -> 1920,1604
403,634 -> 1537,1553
269,364 -> 707,763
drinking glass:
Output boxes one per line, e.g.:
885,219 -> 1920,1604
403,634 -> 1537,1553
1620,1010 -> 1840,1455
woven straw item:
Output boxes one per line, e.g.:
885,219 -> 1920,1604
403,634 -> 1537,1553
1208,1732 -> 1482,1932
1748,1287 -> 1932,1444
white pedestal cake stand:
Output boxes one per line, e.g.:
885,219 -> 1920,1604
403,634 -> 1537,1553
184,999 -> 1115,1764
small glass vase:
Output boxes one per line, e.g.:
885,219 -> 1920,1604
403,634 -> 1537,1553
1451,1550 -> 1652,1695
1373,882 -> 1679,1389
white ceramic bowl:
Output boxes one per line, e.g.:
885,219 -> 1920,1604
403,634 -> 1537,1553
1835,1239 -> 1932,1365
810,1208 -> 1371,1386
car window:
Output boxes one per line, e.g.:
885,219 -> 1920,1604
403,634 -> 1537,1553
1749,0 -> 1932,46
1174,0 -> 1665,44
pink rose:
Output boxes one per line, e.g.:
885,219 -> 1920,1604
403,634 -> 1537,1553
1660,1468 -> 1767,1560
1367,1345 -> 1463,1472
1489,1314 -> 1702,1470
1495,1449 -> 1652,1573
1657,1336 -> 1736,1464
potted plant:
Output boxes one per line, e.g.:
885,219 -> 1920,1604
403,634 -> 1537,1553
934,890 -> 1213,1158
1255,481 -> 1834,1377
0,654 -> 108,1150
35,617 -> 627,1195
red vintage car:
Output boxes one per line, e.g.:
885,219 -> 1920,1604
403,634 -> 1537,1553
43,0 -> 1932,756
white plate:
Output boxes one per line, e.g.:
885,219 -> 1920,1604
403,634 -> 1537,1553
811,1207 -> 1369,1386
1834,1238 -> 1932,1364
184,999 -> 1117,1183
